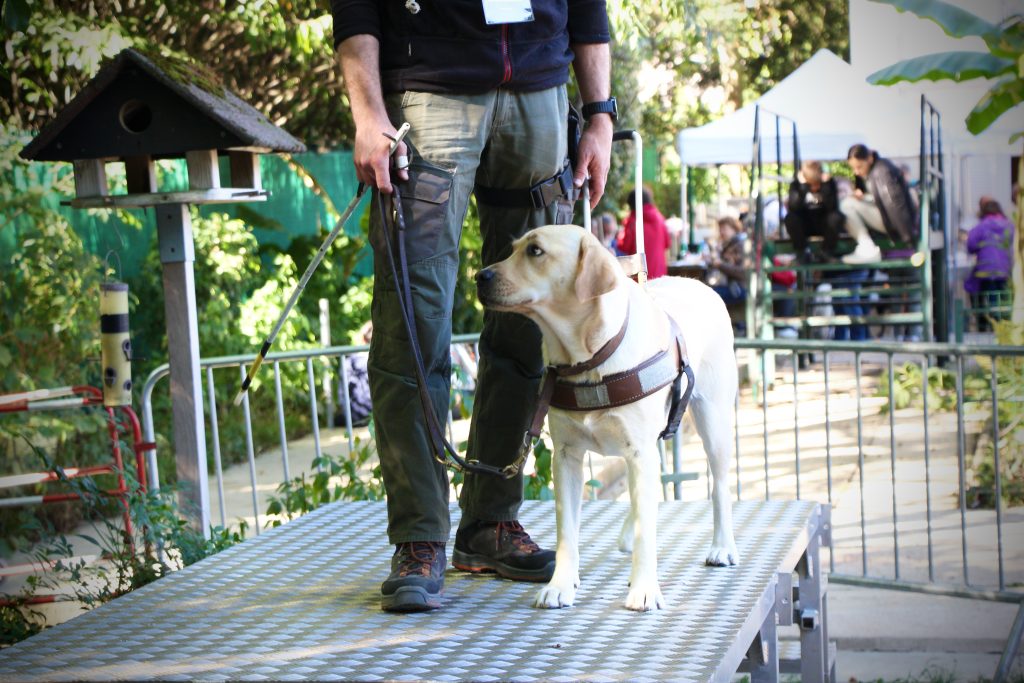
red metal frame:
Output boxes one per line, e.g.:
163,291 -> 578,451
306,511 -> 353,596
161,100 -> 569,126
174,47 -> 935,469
0,386 -> 155,607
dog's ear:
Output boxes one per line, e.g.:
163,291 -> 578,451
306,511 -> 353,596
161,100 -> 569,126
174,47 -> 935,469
574,234 -> 620,302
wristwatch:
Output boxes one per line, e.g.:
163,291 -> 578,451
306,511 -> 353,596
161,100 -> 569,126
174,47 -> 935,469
581,97 -> 617,122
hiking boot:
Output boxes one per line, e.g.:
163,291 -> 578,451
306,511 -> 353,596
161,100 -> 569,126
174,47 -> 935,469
381,541 -> 445,612
453,520 -> 555,582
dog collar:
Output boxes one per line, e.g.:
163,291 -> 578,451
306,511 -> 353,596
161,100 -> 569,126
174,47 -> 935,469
549,303 -> 630,378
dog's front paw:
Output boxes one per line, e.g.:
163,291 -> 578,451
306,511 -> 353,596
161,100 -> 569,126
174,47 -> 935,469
705,543 -> 740,567
624,580 -> 665,612
535,579 -> 577,609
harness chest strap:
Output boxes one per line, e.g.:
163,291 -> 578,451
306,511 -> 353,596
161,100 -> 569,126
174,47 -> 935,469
551,317 -> 691,423
515,313 -> 693,475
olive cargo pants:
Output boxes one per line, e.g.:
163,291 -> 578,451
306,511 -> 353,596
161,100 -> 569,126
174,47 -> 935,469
368,86 -> 572,544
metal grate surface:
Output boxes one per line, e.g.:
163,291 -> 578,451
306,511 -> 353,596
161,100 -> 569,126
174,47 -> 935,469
1,500 -> 820,682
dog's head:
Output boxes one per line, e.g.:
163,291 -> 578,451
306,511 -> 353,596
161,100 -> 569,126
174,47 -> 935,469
476,224 -> 622,315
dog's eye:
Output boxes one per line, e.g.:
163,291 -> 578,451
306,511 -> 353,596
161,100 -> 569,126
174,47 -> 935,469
526,244 -> 544,258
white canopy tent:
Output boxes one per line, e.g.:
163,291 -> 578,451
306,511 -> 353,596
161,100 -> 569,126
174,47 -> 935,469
676,48 -> 1022,166
675,47 -> 1022,235
676,49 -> 925,166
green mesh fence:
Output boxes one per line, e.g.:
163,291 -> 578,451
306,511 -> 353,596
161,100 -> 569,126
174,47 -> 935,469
4,149 -> 362,278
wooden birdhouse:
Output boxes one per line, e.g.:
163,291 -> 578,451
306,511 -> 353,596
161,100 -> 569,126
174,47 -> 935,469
20,48 -> 307,532
20,47 -> 305,207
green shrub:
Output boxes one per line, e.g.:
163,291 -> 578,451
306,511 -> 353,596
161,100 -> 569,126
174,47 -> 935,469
0,436 -> 247,647
875,362 -> 972,413
265,426 -> 385,526
969,319 -> 1024,507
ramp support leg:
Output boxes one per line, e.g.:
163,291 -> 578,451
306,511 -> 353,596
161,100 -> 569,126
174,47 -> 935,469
748,605 -> 779,683
799,509 -> 829,683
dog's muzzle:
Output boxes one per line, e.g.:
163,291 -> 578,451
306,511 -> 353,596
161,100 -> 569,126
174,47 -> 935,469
475,267 -> 497,305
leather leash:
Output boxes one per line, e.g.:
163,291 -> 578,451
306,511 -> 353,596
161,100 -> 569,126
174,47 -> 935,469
377,187 -> 518,478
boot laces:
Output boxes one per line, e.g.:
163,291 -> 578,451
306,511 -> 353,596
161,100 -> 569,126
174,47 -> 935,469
496,521 -> 540,554
398,541 -> 439,577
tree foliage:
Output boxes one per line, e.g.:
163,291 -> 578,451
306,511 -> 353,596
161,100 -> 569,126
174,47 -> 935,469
1,0 -> 350,148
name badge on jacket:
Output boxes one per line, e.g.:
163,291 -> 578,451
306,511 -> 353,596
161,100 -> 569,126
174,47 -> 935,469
482,0 -> 534,24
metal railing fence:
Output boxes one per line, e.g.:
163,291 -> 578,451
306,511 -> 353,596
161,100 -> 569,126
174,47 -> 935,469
141,337 -> 1023,600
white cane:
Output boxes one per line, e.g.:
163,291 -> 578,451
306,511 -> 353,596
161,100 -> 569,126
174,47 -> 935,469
234,123 -> 411,405
582,183 -> 591,236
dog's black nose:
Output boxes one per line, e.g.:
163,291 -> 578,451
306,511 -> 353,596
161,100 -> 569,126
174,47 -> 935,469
476,268 -> 495,283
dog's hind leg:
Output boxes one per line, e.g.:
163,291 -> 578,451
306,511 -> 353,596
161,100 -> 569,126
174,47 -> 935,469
623,451 -> 666,611
690,395 -> 740,567
535,443 -> 584,609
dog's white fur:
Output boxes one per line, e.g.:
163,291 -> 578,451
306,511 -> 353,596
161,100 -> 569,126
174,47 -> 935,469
477,225 -> 739,612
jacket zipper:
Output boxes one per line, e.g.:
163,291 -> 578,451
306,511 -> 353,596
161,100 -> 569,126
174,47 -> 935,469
501,24 -> 512,84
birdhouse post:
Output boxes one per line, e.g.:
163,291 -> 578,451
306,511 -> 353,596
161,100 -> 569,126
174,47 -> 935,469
21,48 -> 306,533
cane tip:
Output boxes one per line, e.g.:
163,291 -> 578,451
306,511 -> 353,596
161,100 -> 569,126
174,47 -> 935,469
232,390 -> 246,406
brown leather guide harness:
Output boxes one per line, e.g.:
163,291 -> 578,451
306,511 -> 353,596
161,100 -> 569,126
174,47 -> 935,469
520,308 -> 695,456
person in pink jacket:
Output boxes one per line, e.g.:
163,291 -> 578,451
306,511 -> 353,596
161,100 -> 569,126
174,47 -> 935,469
616,186 -> 671,278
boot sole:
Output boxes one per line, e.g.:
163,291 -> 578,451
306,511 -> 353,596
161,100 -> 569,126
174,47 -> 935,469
451,550 -> 554,583
381,586 -> 442,612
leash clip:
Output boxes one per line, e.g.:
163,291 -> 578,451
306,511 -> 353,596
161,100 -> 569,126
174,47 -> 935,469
498,431 -> 534,479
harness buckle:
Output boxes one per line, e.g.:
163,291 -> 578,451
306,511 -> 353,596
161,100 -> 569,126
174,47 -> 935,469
528,164 -> 574,210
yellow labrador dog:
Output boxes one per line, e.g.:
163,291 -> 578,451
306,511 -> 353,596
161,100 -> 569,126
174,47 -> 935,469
476,224 -> 738,611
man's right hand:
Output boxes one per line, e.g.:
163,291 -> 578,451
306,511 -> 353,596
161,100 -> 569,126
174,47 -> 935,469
338,35 -> 408,194
354,122 -> 409,194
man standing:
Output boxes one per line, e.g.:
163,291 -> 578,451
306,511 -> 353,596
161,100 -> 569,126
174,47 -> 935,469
332,0 -> 614,612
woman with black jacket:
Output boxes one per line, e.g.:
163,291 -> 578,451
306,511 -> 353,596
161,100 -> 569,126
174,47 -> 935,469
840,143 -> 919,264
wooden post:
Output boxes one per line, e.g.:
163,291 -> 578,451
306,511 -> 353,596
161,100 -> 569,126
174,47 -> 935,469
155,203 -> 211,535
125,155 -> 157,194
73,159 -> 108,198
229,151 -> 261,190
186,149 -> 221,190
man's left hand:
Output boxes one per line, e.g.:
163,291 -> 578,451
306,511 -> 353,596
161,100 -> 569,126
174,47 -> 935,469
574,115 -> 614,209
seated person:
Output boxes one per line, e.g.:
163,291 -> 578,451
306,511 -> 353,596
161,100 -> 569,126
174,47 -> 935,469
335,322 -> 373,427
784,160 -> 844,262
705,216 -> 750,305
965,196 -> 1014,330
841,144 -> 919,264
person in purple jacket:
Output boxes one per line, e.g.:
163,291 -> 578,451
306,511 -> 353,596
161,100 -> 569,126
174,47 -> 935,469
966,197 -> 1015,330
332,0 -> 614,612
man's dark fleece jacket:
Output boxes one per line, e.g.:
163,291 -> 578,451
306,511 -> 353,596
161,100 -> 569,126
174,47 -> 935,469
331,0 -> 610,95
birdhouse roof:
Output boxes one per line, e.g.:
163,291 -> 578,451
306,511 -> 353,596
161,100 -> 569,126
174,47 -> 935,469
21,48 -> 306,161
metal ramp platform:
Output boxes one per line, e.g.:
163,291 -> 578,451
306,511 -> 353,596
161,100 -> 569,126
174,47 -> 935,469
1,500 -> 831,682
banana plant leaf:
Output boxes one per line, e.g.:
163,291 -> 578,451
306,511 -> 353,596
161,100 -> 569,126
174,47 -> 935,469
868,0 -> 996,39
869,0 -> 1024,59
966,75 -> 1024,135
868,51 -> 1014,86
